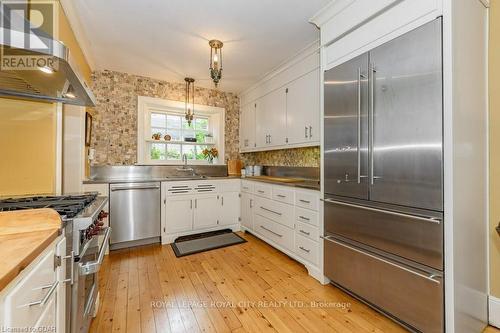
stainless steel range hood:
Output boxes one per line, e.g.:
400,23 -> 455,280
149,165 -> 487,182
0,15 -> 96,106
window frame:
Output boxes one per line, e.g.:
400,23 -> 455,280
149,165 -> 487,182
137,96 -> 225,165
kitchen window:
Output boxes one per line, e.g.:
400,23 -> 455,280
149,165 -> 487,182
137,96 -> 225,164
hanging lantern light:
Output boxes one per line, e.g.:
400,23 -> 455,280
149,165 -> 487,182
209,39 -> 223,87
184,77 -> 195,126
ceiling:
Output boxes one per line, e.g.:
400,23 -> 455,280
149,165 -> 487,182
66,0 -> 330,93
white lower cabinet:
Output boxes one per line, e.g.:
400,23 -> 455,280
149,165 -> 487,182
193,195 -> 220,229
242,180 -> 321,280
162,180 -> 241,242
1,236 -> 66,332
240,192 -> 254,230
166,196 -> 194,233
220,192 -> 240,226
254,214 -> 294,252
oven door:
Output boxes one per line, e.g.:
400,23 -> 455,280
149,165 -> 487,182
72,227 -> 111,333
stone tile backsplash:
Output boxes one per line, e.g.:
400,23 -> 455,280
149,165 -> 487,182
241,146 -> 320,167
90,70 -> 240,165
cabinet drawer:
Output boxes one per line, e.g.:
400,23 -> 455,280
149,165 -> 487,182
272,186 -> 294,205
295,207 -> 319,226
4,246 -> 57,328
295,234 -> 319,265
241,180 -> 254,193
296,221 -> 319,241
295,190 -> 319,211
254,214 -> 293,252
254,183 -> 272,199
255,197 -> 294,229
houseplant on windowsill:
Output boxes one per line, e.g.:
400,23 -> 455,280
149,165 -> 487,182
202,147 -> 218,164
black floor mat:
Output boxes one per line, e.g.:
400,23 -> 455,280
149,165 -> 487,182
171,229 -> 247,257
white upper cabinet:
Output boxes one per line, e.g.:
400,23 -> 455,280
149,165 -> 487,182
240,44 -> 320,152
257,88 -> 287,148
240,102 -> 256,150
286,68 -> 320,145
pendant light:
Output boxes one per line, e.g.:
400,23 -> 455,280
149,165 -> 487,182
184,77 -> 195,126
209,40 -> 223,87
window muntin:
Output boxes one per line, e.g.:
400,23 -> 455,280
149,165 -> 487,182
148,112 -> 213,161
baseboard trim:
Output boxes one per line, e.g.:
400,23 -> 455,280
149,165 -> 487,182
489,296 -> 500,328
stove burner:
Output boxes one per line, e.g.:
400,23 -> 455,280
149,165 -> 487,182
0,193 -> 98,218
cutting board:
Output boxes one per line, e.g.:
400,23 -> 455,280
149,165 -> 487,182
250,176 -> 304,183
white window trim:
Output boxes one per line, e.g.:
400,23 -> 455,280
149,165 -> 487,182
137,96 -> 225,165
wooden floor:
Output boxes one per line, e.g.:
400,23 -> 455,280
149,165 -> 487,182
90,232 -> 499,333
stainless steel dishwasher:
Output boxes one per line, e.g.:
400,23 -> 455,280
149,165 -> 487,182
109,182 -> 161,250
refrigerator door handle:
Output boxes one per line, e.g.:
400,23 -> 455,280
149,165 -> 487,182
321,235 -> 442,285
357,68 -> 362,184
369,64 -> 376,185
322,198 -> 441,224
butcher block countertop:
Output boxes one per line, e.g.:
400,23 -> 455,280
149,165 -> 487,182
0,209 -> 62,291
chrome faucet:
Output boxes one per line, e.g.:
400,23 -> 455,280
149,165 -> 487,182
177,154 -> 194,173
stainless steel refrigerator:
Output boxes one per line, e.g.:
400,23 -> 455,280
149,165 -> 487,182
323,18 -> 444,333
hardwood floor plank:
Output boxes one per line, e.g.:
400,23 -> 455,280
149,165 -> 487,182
137,247 -> 157,333
126,248 -> 141,333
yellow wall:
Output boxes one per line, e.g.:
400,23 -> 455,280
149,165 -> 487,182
57,1 -> 91,83
490,0 -> 500,298
0,100 -> 57,196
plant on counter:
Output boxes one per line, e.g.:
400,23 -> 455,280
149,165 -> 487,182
202,147 -> 218,164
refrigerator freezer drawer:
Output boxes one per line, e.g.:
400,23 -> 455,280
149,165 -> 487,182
324,199 -> 443,270
324,237 -> 443,333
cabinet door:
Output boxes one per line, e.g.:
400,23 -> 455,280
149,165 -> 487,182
240,103 -> 256,151
255,99 -> 267,148
266,88 -> 287,147
256,89 -> 287,148
193,195 -> 220,229
220,192 -> 241,226
240,192 -> 254,230
286,69 -> 320,144
165,197 -> 193,233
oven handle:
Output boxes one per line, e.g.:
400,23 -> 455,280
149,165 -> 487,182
79,227 -> 111,276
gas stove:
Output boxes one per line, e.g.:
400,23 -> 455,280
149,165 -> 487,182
0,193 -> 109,257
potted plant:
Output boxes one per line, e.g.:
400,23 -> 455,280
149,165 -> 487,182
152,132 -> 162,140
202,147 -> 218,164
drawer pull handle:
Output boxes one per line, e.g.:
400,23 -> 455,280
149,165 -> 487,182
299,216 -> 310,221
276,194 -> 286,198
260,206 -> 282,216
29,280 -> 59,307
299,230 -> 310,236
299,246 -> 310,253
322,199 -> 441,224
299,199 -> 311,204
258,190 -> 265,194
260,226 -> 283,238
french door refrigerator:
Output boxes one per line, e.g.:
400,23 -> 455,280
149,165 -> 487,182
323,18 -> 444,333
